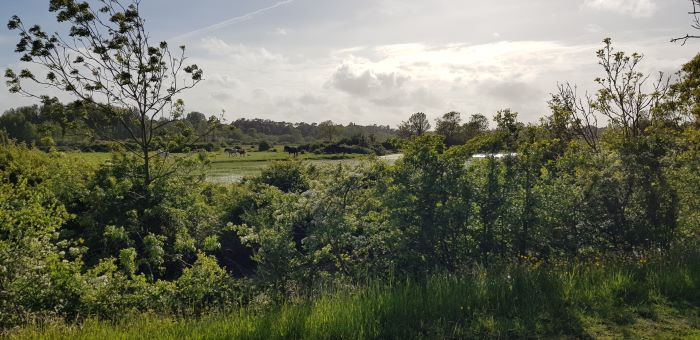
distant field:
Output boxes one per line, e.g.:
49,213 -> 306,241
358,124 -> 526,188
207,149 -> 367,182
64,148 -> 372,182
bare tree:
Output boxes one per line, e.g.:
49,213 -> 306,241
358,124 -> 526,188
592,39 -> 670,139
672,0 -> 700,45
5,0 -> 203,186
552,39 -> 671,152
551,82 -> 601,153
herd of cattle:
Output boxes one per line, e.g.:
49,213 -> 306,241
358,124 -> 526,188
224,146 -> 247,156
223,146 -> 304,157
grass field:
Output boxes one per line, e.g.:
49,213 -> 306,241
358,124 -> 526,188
63,148 -> 372,182
207,149 -> 364,181
10,252 -> 700,339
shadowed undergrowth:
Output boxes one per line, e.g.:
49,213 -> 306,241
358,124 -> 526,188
12,250 -> 699,339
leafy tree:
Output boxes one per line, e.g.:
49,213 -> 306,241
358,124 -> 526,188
398,112 -> 431,138
669,53 -> 700,127
185,112 -> 208,135
318,120 -> 338,142
463,113 -> 489,141
550,83 -> 601,153
0,107 -> 39,143
6,0 -> 203,185
555,39 -> 676,248
435,111 -> 464,146
385,135 -> 475,271
666,54 -> 700,237
541,99 -> 576,156
38,96 -> 81,137
494,109 -> 522,151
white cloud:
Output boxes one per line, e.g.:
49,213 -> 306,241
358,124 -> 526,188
328,64 -> 410,97
209,74 -> 241,88
211,91 -> 234,102
177,39 -> 605,125
336,41 -> 593,84
582,0 -> 658,18
298,93 -> 327,105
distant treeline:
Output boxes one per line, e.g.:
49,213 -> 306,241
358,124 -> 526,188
0,99 -> 557,156
0,101 -> 399,153
0,101 -> 593,157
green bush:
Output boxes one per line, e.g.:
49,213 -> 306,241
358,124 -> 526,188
258,140 -> 272,152
0,143 -> 81,327
252,161 -> 310,193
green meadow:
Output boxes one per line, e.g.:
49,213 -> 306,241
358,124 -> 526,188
65,148 -> 367,182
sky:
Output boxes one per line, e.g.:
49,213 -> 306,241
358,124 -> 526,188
1,0 -> 699,126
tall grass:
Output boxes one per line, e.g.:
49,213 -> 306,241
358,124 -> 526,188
12,249 -> 700,339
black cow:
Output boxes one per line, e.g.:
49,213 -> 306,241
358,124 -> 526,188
283,145 -> 300,157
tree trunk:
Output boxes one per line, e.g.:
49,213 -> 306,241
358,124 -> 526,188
141,114 -> 151,186
520,165 -> 533,256
143,144 -> 151,186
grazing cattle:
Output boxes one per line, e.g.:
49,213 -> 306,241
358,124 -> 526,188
225,147 -> 239,156
284,145 -> 300,157
237,148 -> 247,156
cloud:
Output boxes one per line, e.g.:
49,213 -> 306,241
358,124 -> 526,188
209,74 -> 241,88
366,86 -> 441,108
177,39 -> 601,125
272,28 -> 289,36
585,24 -> 603,33
328,64 -> 410,97
200,38 -> 286,64
582,0 -> 658,18
481,81 -> 544,105
152,35 -> 689,127
325,61 -> 447,109
298,94 -> 327,105
335,41 -> 594,85
211,91 -> 234,101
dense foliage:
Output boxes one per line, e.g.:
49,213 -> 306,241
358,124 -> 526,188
0,1 -> 698,335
